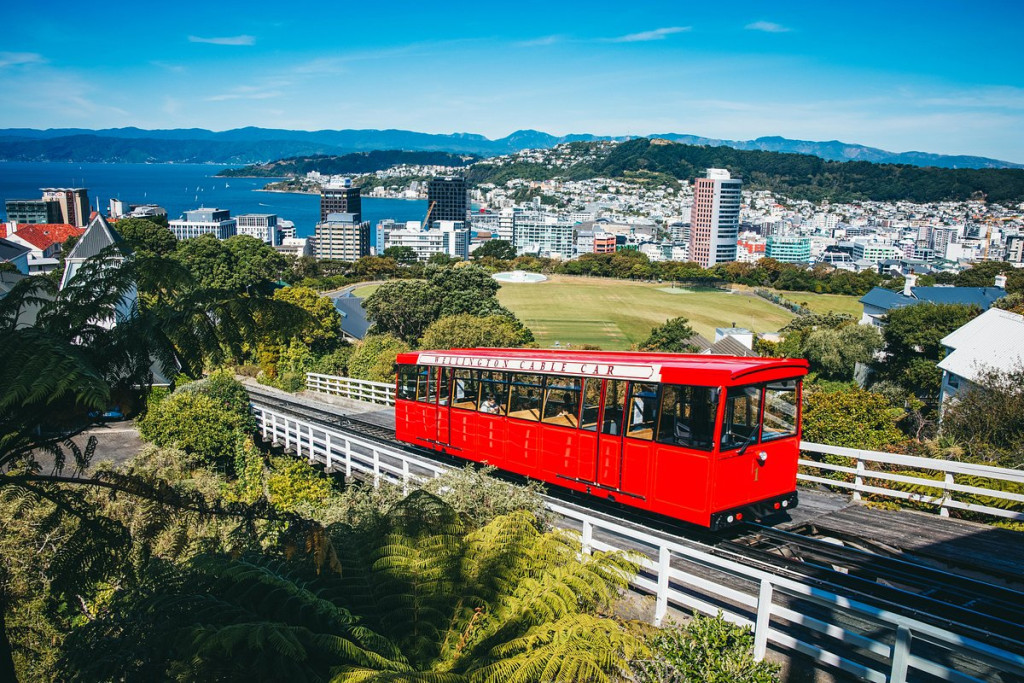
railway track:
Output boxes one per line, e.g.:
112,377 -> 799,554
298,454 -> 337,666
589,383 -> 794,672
245,385 -> 1024,657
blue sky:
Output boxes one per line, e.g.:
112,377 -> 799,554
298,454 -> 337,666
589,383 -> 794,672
2,0 -> 1023,161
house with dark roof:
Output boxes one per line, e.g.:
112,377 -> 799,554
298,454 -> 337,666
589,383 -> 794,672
332,292 -> 371,341
0,238 -> 31,274
859,274 -> 1006,328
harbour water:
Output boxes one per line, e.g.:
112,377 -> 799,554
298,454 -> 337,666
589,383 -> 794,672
0,161 -> 427,239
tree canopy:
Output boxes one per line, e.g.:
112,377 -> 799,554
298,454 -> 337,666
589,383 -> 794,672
637,317 -> 698,353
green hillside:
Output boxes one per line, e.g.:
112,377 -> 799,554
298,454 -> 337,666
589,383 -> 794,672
469,138 -> 1024,203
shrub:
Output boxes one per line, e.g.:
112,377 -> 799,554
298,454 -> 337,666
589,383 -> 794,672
347,334 -> 411,382
802,387 -> 905,450
633,613 -> 780,683
266,456 -> 333,512
137,391 -> 247,471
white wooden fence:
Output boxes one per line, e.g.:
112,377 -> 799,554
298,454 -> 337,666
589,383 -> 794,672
304,373 -> 1024,523
252,401 -> 1024,683
306,373 -> 394,405
799,442 -> 1024,522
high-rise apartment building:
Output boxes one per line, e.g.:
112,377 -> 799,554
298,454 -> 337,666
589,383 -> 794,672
320,183 -> 361,223
5,198 -> 63,225
427,176 -> 469,227
236,213 -> 280,245
688,169 -> 741,267
41,188 -> 90,228
169,208 -> 236,240
315,212 -> 370,261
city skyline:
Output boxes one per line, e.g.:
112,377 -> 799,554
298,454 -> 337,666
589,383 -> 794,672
1,1 -> 1023,162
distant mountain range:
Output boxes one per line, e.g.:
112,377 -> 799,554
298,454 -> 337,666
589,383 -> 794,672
0,127 -> 1020,169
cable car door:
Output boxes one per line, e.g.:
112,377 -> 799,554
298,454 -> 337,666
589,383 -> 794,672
436,367 -> 452,447
595,379 -> 627,490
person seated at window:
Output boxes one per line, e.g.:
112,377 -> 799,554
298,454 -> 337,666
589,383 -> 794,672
481,395 -> 500,414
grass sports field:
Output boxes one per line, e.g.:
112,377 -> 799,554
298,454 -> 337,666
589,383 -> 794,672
349,276 -> 864,350
495,276 -> 801,350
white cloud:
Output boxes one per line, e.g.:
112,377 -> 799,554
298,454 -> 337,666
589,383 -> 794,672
516,35 -> 563,47
0,52 -> 46,68
151,60 -> 185,73
745,21 -> 792,33
188,35 -> 255,46
610,27 -> 691,43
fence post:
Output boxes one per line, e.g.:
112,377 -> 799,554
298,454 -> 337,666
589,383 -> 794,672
325,433 -> 333,471
582,520 -> 593,556
753,579 -> 774,661
344,438 -> 352,477
853,456 -> 865,501
373,448 -> 380,487
941,472 -> 954,517
654,545 -> 671,625
890,625 -> 912,683
402,460 -> 410,496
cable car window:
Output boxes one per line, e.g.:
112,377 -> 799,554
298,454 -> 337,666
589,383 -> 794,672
542,376 -> 582,428
509,373 -> 543,421
437,367 -> 453,406
627,383 -> 659,440
657,385 -> 718,450
416,365 -> 437,403
721,385 -> 762,450
580,378 -> 601,431
452,369 -> 479,410
602,380 -> 627,436
477,371 -> 509,416
762,380 -> 798,441
397,365 -> 418,401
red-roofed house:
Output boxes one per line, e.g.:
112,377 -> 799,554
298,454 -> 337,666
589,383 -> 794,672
5,223 -> 84,274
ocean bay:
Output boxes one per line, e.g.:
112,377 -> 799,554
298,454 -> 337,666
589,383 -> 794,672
0,161 -> 426,239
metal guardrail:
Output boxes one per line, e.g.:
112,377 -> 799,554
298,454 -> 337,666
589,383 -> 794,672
304,373 -> 1024,523
306,373 -> 394,405
252,400 -> 1024,683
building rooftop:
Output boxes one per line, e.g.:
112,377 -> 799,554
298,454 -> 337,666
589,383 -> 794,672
859,285 -> 1005,313
0,238 -> 31,262
64,214 -> 128,262
9,224 -> 83,251
937,308 -> 1024,382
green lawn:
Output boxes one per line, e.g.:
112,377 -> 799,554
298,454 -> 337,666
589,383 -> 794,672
350,283 -> 381,298
770,290 -> 864,318
495,276 -> 798,350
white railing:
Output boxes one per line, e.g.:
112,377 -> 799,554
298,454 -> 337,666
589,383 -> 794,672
306,373 -> 394,406
252,400 -> 1024,683
799,442 -> 1024,522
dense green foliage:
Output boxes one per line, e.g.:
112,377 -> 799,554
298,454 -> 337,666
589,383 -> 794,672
419,313 -> 535,349
942,368 -> 1024,466
137,391 -> 247,470
347,334 -> 412,382
879,303 -> 981,399
469,138 -> 1024,203
637,316 -> 699,352
472,239 -> 517,260
633,615 -> 780,683
362,264 -> 528,348
802,387 -> 905,450
113,217 -> 177,256
218,149 -> 478,177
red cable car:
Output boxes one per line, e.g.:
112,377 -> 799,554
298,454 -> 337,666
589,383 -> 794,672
394,349 -> 809,529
